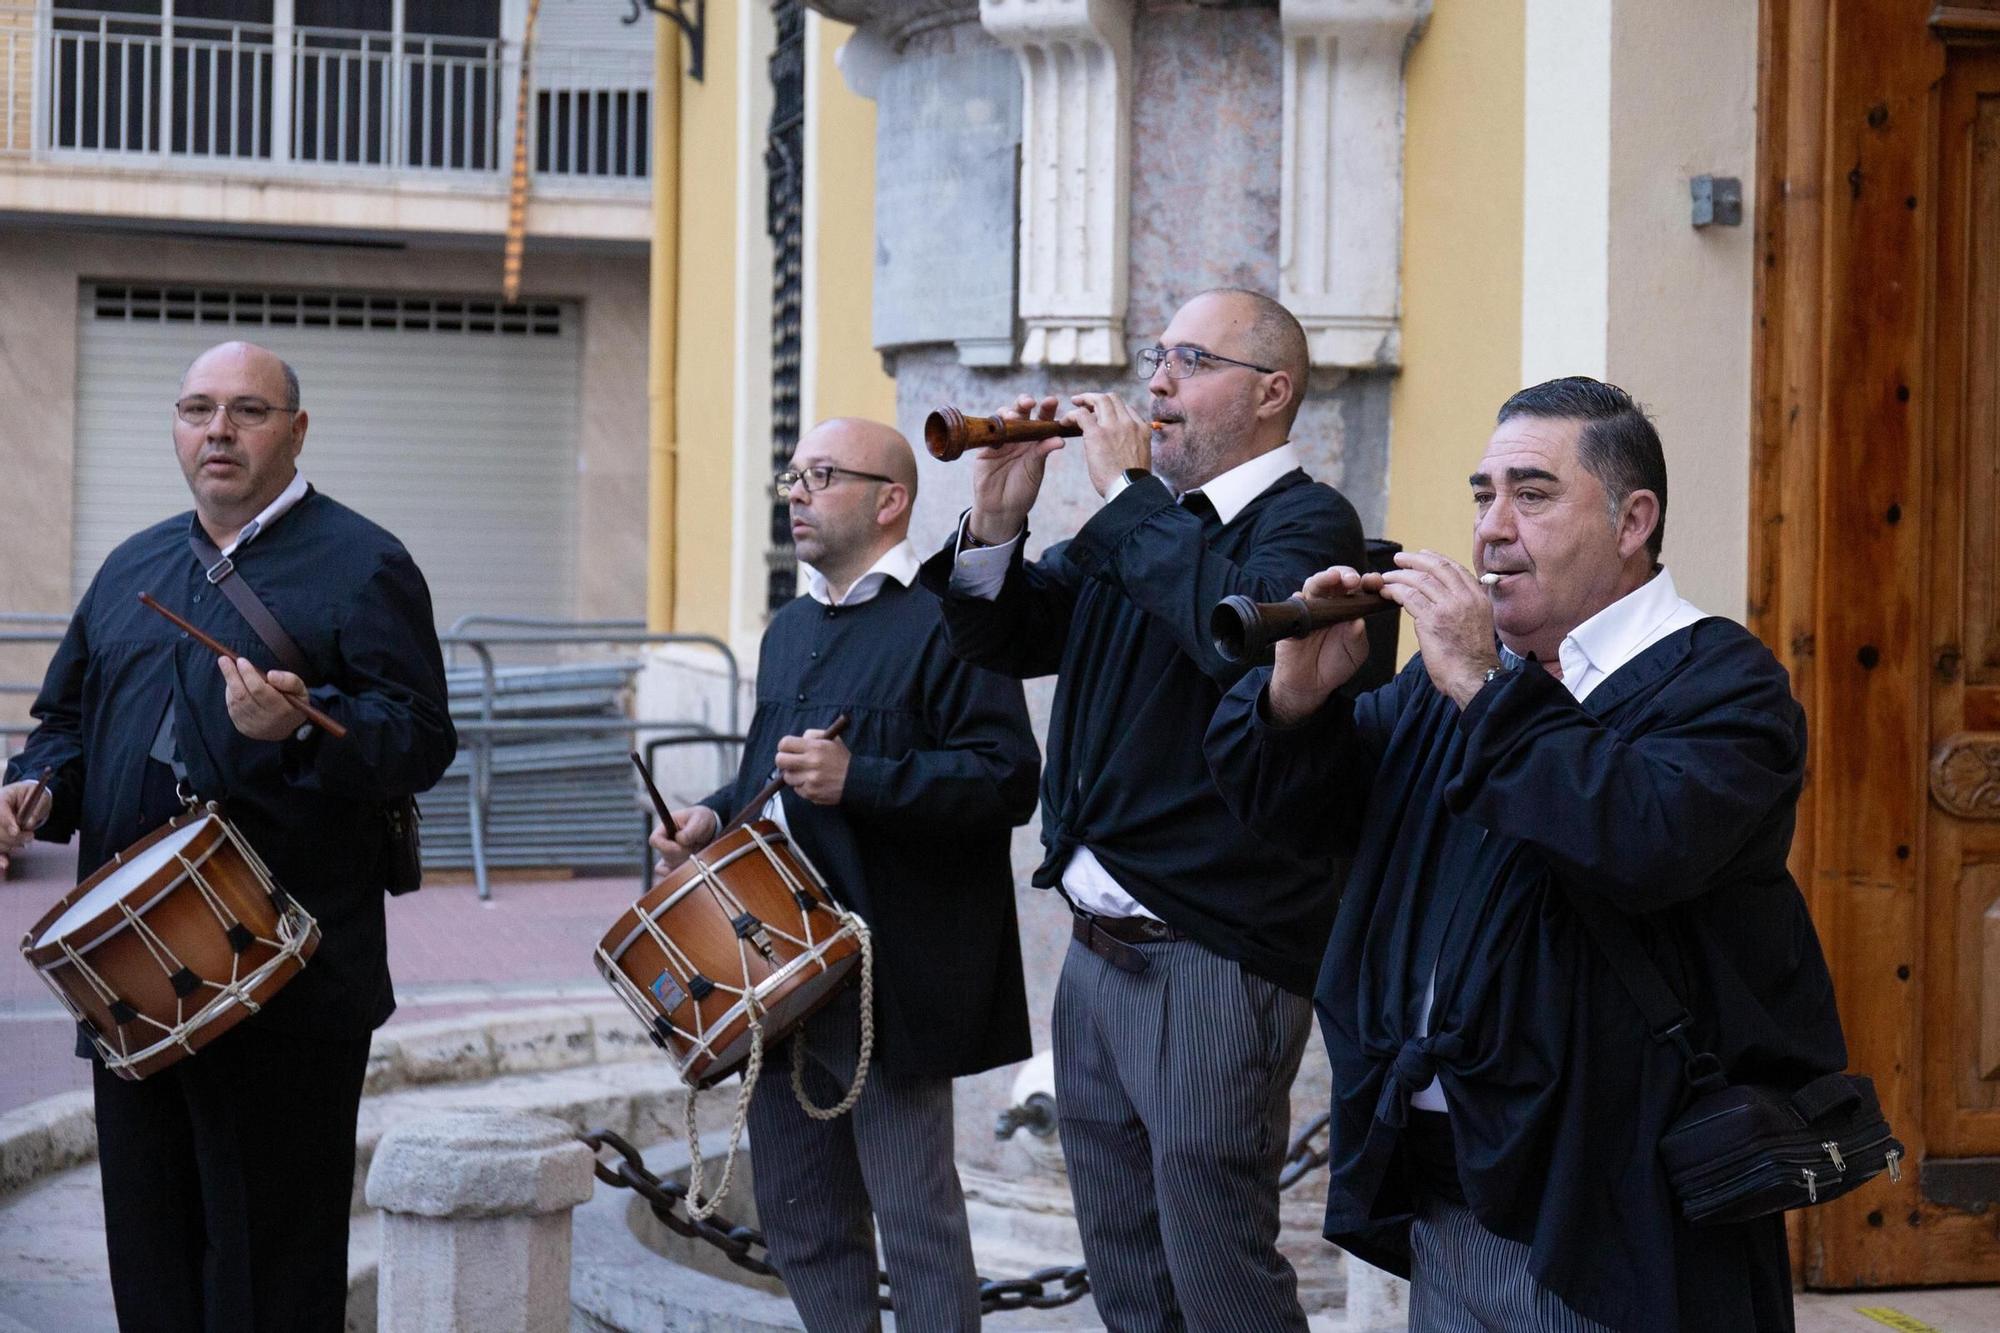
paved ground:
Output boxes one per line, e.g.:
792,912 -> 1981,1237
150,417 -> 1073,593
6,838 -> 2000,1331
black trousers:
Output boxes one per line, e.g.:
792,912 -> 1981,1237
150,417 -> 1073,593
92,1020 -> 372,1333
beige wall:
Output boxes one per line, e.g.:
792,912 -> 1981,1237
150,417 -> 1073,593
1606,0 -> 1758,620
803,16 -> 897,433
667,0 -> 744,645
1513,0 -> 1760,620
0,229 -> 648,710
1388,0 -> 1527,637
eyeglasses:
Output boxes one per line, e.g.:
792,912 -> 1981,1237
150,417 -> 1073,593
773,464 -> 897,499
1135,345 -> 1277,381
174,396 -> 298,429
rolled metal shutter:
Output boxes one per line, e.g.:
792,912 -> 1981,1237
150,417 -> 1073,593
73,282 -> 581,629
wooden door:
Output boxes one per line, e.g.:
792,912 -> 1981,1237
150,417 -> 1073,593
1753,0 -> 2000,1287
1921,35 -> 2000,1235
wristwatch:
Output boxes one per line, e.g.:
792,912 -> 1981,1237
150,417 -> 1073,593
1122,467 -> 1152,487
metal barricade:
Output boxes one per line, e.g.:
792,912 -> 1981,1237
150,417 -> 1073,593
437,626 -> 744,900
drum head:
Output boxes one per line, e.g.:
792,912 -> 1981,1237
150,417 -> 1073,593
28,817 -> 218,952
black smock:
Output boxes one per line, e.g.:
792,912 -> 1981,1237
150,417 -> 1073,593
1205,619 -> 1849,1332
8,489 -> 458,1037
917,469 -> 1363,996
700,576 -> 1039,1078
7,487 -> 455,1331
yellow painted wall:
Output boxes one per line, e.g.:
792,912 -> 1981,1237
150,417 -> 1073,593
670,7 -> 740,638
1387,0 -> 1526,657
808,19 -> 897,429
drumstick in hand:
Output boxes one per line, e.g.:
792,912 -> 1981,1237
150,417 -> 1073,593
720,714 -> 851,835
136,593 -> 349,740
630,752 -> 678,839
23,767 -> 54,832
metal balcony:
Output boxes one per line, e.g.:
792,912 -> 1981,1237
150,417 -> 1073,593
0,4 -> 650,191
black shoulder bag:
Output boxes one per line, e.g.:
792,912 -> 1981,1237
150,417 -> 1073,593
189,530 -> 425,895
1571,893 -> 1902,1224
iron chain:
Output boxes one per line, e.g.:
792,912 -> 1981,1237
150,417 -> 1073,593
584,1112 -> 1331,1315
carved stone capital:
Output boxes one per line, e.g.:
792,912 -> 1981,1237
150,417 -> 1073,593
1933,732 -> 2000,819
1279,0 -> 1429,368
809,0 -> 980,50
980,0 -> 1135,365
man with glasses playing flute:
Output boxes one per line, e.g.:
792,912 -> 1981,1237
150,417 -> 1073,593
1,341 -> 455,1332
917,289 -> 1366,1329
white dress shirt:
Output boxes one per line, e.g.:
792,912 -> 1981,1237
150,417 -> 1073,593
219,471 -> 311,557
947,443 -> 1304,921
1411,565 -> 1710,1111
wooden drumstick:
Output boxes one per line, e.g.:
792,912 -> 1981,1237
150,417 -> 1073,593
136,593 -> 349,740
630,752 -> 678,840
22,766 -> 54,832
719,714 -> 851,835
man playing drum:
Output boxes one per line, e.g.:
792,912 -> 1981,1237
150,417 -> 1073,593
0,341 -> 456,1331
916,289 -> 1365,1329
651,416 -> 1039,1331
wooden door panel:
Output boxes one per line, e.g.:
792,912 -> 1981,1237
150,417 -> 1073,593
1967,93 -> 2000,685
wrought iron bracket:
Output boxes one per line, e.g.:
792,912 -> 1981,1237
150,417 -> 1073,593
624,0 -> 705,81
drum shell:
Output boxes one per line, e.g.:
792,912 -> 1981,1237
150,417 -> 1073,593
597,820 -> 860,1088
19,811 -> 320,1080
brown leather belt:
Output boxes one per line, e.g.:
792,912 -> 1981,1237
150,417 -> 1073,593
1071,912 -> 1185,974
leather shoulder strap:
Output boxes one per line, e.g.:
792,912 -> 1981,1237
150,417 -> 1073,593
1566,888 -> 1729,1093
188,527 -> 315,684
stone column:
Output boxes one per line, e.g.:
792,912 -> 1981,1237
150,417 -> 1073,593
1278,0 -> 1429,368
980,0 -> 1135,366
365,1110 -> 596,1333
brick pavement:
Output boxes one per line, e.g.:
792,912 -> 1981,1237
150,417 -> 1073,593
1,836 -> 645,1114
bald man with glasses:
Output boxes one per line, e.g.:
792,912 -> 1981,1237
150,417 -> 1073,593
2,340 -> 454,1331
917,289 -> 1366,1330
651,416 -> 1039,1331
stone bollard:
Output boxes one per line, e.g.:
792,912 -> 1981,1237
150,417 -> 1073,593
365,1110 -> 595,1333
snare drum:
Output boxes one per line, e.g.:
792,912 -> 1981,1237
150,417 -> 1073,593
20,806 -> 320,1080
596,819 -> 863,1088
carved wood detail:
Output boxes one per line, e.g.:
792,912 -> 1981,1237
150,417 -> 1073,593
1934,734 -> 2000,818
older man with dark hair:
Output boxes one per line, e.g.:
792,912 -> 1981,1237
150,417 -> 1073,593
1206,377 -> 1850,1331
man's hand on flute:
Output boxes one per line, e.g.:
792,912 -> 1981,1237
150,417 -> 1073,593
1067,392 -> 1154,498
1265,566 -> 1377,727
966,395 -> 1064,546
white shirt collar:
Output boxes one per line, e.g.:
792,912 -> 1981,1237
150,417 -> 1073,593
219,472 -> 310,557
1553,566 -> 1709,701
804,539 -> 922,607
1182,442 -> 1302,525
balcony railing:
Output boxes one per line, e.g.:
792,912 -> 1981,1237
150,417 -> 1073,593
0,6 -> 649,189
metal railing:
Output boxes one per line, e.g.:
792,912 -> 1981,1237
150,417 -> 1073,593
4,6 -> 649,188
439,626 -> 743,901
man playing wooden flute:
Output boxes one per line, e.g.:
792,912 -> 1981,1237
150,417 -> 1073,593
1205,377 -> 1851,1331
917,289 -> 1365,1330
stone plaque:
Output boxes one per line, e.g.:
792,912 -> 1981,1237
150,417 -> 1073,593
872,45 -> 1019,365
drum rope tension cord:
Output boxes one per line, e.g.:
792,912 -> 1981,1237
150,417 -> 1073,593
582,1107 -> 1335,1313
678,919 -> 876,1224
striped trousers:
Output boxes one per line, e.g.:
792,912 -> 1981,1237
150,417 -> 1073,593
1052,935 -> 1313,1332
748,988 -> 980,1333
1408,1196 -> 1617,1332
